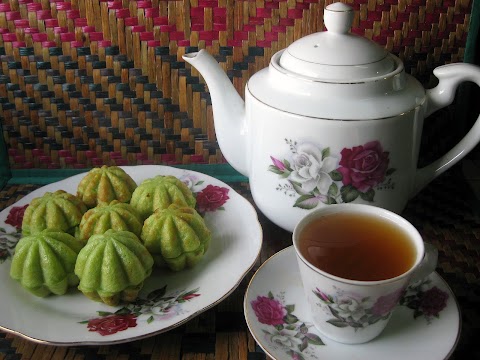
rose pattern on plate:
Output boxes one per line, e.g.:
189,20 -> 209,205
0,205 -> 27,263
269,139 -> 395,209
251,291 -> 325,359
313,287 -> 404,330
195,185 -> 230,213
82,285 -> 201,336
0,228 -> 20,264
180,175 -> 230,214
86,314 -> 138,336
4,205 -> 28,229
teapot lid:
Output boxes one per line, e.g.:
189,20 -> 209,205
278,2 -> 396,81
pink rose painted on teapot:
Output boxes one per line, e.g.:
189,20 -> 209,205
338,141 -> 391,193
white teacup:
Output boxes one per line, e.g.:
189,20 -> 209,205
292,204 -> 437,344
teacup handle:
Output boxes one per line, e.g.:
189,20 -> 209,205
413,63 -> 480,195
409,242 -> 438,284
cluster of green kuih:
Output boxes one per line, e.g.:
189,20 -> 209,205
9,166 -> 211,306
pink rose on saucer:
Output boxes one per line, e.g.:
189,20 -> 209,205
418,286 -> 449,317
251,296 -> 286,325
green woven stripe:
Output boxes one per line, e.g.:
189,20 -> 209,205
8,164 -> 247,185
465,0 -> 480,64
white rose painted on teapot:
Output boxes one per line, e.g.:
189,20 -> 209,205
269,140 -> 396,210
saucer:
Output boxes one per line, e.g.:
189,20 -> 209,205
244,246 -> 460,360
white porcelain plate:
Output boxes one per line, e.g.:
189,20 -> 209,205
245,247 -> 460,360
0,166 -> 262,345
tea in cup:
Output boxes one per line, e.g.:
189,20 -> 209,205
292,204 -> 437,344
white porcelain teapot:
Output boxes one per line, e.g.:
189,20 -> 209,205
183,2 -> 480,232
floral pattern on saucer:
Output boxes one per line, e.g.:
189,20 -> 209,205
400,278 -> 449,322
246,247 -> 459,360
250,275 -> 450,359
251,291 -> 324,359
82,286 -> 200,336
268,139 -> 395,209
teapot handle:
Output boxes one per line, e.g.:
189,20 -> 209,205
413,63 -> 480,196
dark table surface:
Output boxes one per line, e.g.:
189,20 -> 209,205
0,166 -> 479,360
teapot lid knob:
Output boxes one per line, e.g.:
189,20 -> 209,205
277,1 -> 398,81
324,2 -> 354,34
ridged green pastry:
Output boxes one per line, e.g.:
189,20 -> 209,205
75,230 -> 154,306
77,200 -> 143,242
10,229 -> 84,297
77,166 -> 137,208
130,175 -> 196,220
141,204 -> 211,271
22,190 -> 87,236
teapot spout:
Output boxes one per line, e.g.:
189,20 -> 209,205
183,50 -> 248,177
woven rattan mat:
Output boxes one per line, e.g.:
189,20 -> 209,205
0,167 -> 479,359
0,0 -> 474,170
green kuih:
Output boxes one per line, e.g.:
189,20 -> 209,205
130,175 -> 196,220
22,190 -> 87,236
141,204 -> 211,271
75,230 -> 154,306
10,229 -> 84,297
76,165 -> 137,208
77,200 -> 143,243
